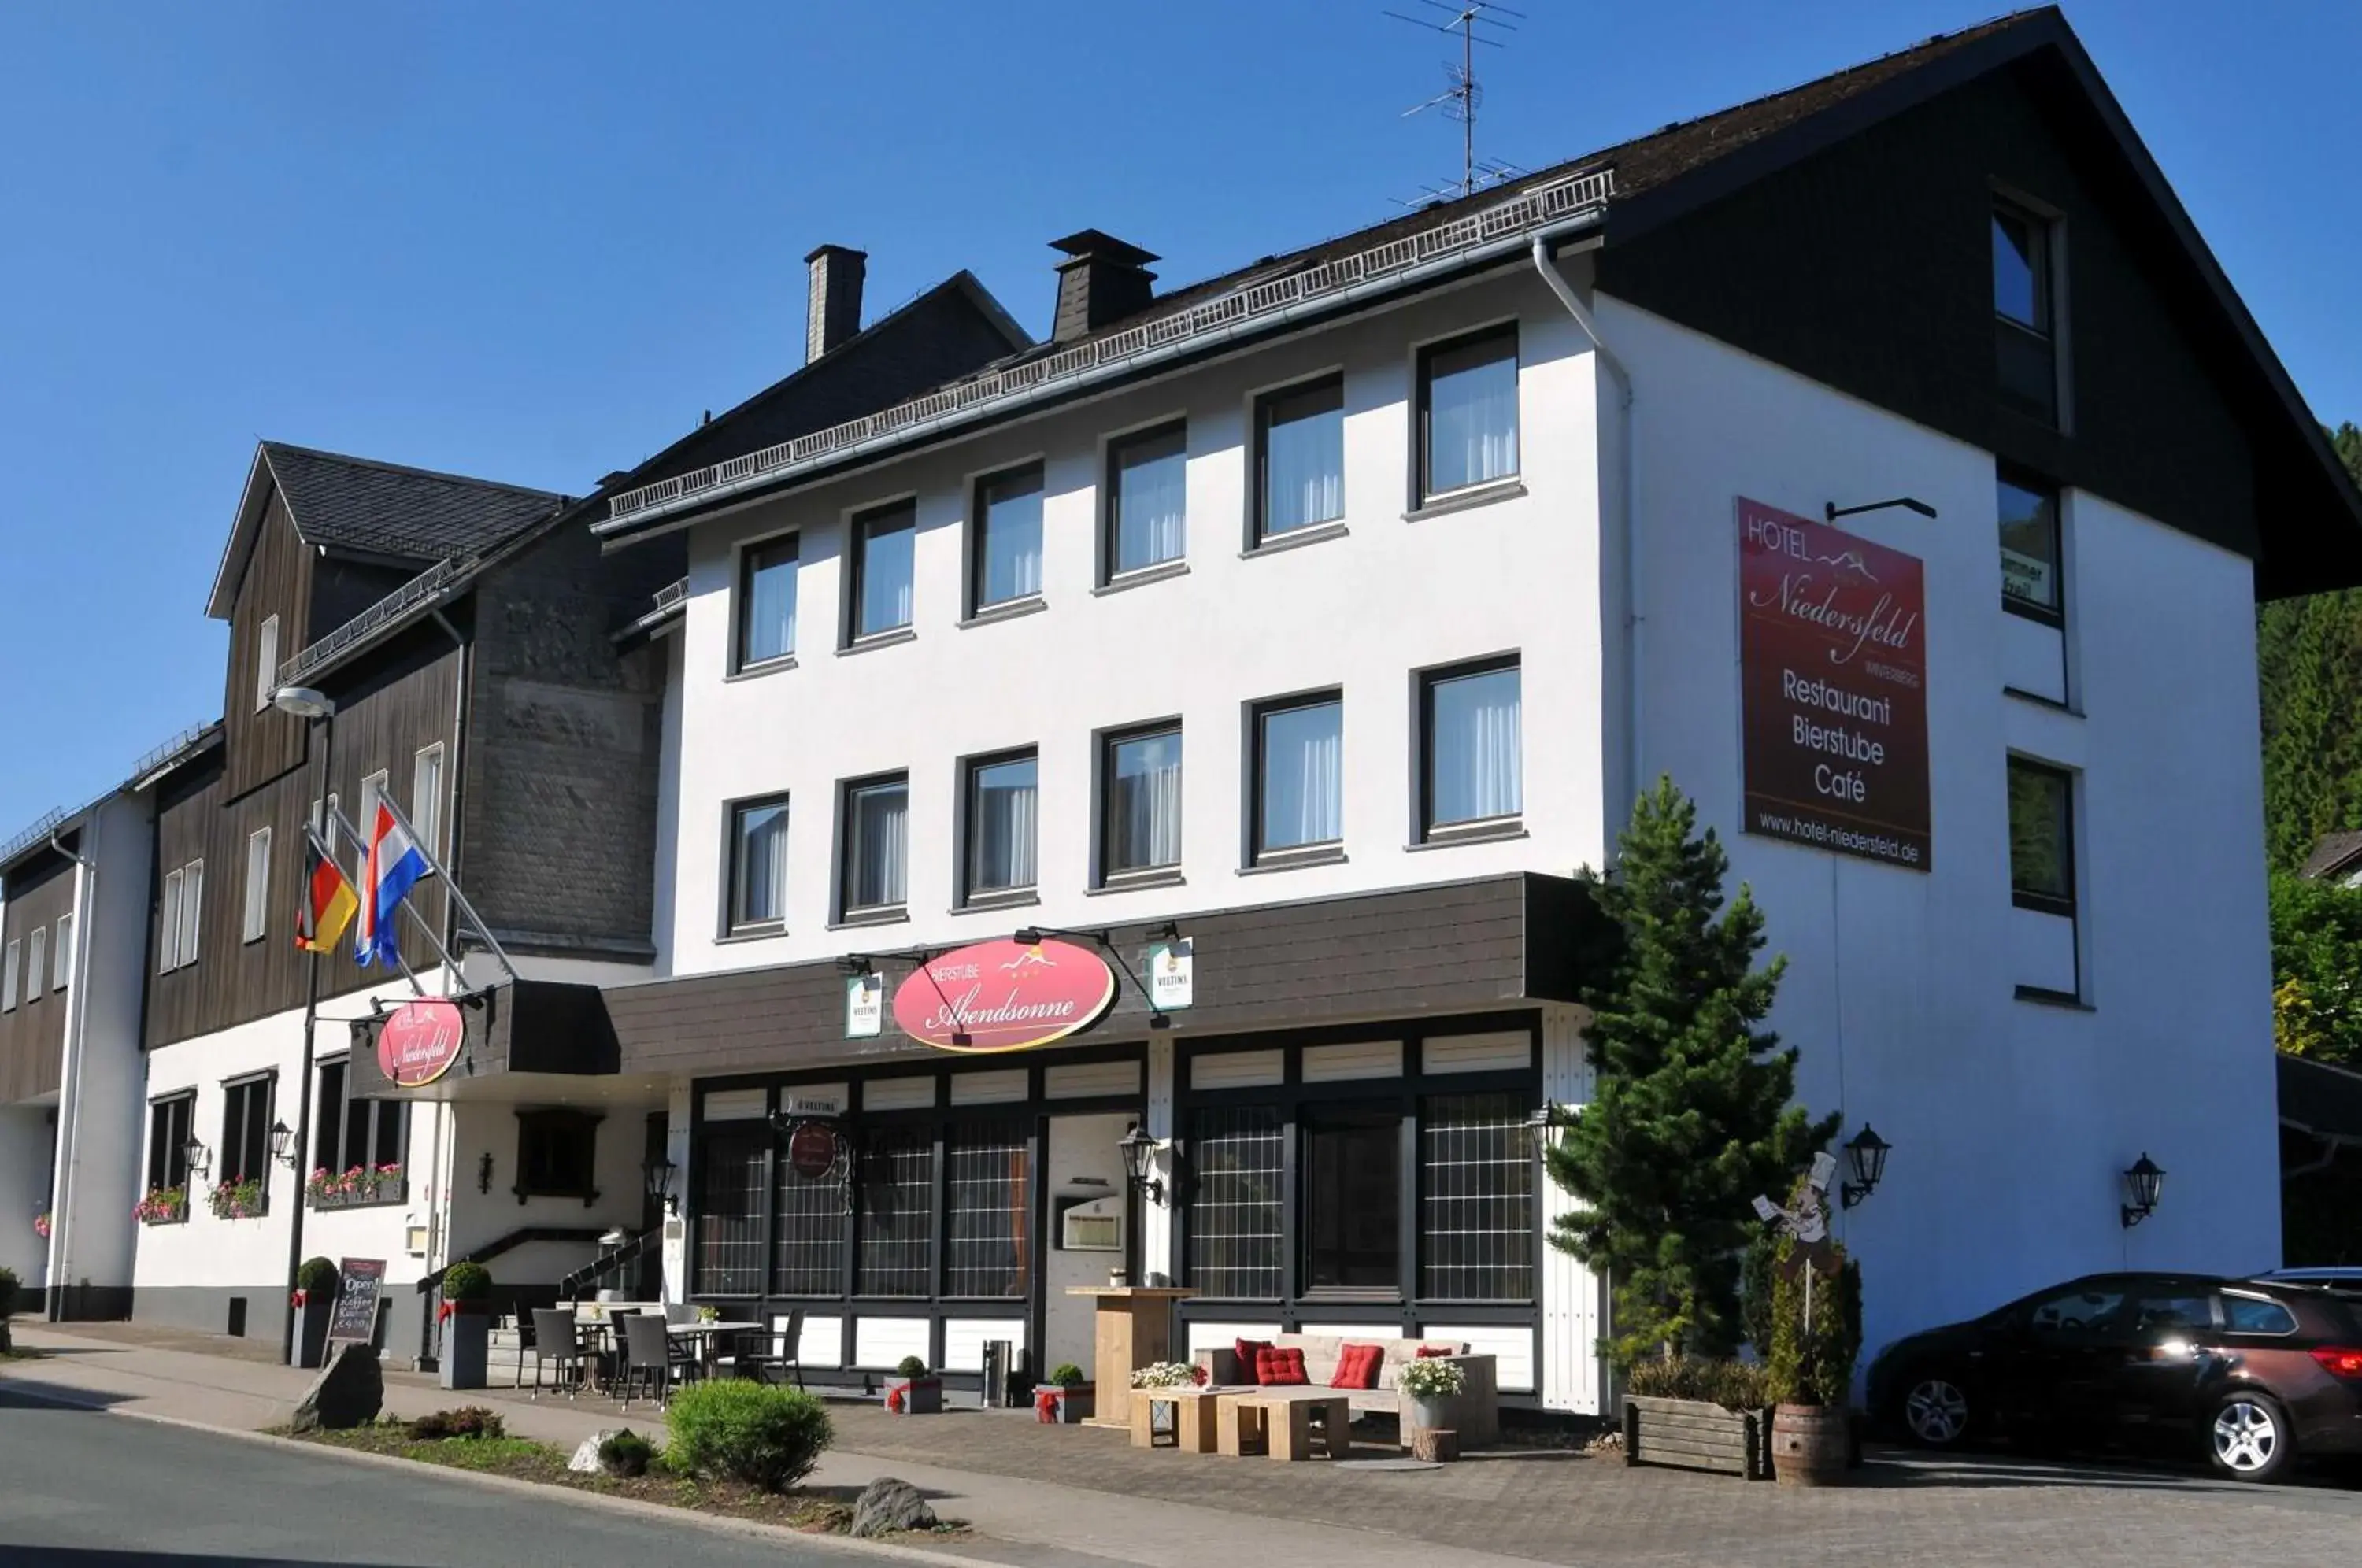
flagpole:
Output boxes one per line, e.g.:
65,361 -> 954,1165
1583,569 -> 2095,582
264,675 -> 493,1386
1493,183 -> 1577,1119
376,793 -> 518,985
325,804 -> 470,985
304,823 -> 431,996
280,701 -> 334,1367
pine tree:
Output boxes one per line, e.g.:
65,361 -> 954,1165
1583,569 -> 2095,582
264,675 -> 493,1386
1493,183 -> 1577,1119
2258,423 -> 2362,870
1546,778 -> 1838,1365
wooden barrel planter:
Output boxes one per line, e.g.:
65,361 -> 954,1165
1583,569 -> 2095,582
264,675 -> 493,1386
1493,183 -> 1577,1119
1768,1403 -> 1850,1486
1623,1396 -> 1773,1480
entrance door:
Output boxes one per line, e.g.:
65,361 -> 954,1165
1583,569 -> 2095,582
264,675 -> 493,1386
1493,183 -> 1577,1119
1041,1113 -> 1131,1381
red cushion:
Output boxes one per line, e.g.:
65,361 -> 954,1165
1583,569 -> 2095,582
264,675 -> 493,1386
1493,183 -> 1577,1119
1254,1346 -> 1309,1385
1331,1342 -> 1384,1390
1233,1337 -> 1272,1376
1415,1344 -> 1454,1358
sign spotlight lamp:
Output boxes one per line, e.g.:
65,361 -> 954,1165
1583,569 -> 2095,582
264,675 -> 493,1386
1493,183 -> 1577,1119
2120,1152 -> 2165,1229
1839,1123 -> 1890,1209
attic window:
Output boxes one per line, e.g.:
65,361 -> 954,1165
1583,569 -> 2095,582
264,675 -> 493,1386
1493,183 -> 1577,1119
254,615 -> 280,712
1992,201 -> 2059,425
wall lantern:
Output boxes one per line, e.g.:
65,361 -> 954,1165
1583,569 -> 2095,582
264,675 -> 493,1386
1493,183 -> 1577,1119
1119,1123 -> 1168,1207
2120,1152 -> 2166,1229
643,1153 -> 679,1214
182,1137 -> 212,1180
478,1151 -> 495,1196
1839,1123 -> 1891,1210
268,1119 -> 296,1166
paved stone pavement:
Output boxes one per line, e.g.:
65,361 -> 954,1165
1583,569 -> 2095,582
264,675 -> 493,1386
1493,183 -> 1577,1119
9,1321 -> 2362,1567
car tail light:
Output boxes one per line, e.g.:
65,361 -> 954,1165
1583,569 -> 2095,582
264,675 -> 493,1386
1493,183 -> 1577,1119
2311,1346 -> 2362,1380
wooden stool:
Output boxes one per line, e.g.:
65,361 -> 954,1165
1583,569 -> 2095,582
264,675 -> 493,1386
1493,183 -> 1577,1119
1128,1392 -> 1175,1448
1260,1395 -> 1351,1461
1411,1426 -> 1460,1463
1216,1395 -> 1268,1457
1171,1389 -> 1221,1454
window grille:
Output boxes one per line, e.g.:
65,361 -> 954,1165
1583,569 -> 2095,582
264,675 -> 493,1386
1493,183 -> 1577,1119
944,1121 -> 1029,1297
858,1128 -> 935,1296
1420,1093 -> 1535,1300
772,1152 -> 848,1296
1187,1106 -> 1284,1298
694,1135 -> 767,1295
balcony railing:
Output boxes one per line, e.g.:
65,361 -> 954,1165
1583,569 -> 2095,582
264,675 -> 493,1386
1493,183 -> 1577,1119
277,553 -> 474,692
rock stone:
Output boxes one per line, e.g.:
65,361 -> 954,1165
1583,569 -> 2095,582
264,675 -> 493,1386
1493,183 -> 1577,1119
568,1434 -> 617,1474
290,1343 -> 383,1433
850,1477 -> 937,1538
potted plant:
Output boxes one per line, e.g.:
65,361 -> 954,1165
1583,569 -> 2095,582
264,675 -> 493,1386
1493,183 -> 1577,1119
438,1261 -> 494,1391
1764,1232 -> 1862,1487
32,1209 -> 50,1243
1398,1354 -> 1468,1437
1620,1356 -> 1775,1479
291,1256 -> 339,1370
1035,1361 -> 1094,1424
135,1185 -> 187,1225
885,1355 -> 941,1415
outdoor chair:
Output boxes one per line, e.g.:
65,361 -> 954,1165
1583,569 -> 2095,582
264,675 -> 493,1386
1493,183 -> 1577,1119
528,1308 -> 589,1400
620,1312 -> 698,1410
731,1309 -> 805,1388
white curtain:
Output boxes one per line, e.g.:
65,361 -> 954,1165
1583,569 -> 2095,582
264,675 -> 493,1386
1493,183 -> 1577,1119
859,517 -> 914,635
1112,734 -> 1183,871
853,785 -> 908,908
982,489 -> 1043,605
1116,437 -> 1187,571
972,765 -> 1038,890
1264,395 -> 1343,534
1428,346 -> 1519,494
1432,668 -> 1522,825
746,553 -> 798,661
738,804 -> 789,925
1262,704 -> 1342,849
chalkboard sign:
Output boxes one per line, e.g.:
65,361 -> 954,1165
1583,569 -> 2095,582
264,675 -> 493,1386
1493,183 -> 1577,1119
328,1257 -> 387,1348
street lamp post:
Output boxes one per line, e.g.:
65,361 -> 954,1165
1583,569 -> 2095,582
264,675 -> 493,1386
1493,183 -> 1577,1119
273,684 -> 336,1366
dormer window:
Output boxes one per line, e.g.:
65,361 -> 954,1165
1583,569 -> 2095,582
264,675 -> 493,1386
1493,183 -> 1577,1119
1992,201 -> 2059,425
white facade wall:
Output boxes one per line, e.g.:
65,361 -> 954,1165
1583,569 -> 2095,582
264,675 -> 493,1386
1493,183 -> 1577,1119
1610,296 -> 2279,1364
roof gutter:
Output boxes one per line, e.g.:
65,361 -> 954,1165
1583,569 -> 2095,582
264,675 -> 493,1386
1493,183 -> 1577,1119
594,193 -> 1615,546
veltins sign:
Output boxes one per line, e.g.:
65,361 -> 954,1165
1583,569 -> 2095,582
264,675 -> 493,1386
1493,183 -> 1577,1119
1738,497 -> 1931,871
891,938 -> 1116,1053
376,998 -> 467,1089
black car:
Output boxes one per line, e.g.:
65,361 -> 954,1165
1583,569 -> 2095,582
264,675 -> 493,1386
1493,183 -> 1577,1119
1866,1271 -> 2362,1481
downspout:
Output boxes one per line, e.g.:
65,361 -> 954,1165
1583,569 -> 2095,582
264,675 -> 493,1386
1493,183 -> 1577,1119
1531,235 -> 1642,830
44,815 -> 97,1320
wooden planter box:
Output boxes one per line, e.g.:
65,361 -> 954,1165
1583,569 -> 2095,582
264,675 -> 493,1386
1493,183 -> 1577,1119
1623,1395 -> 1773,1481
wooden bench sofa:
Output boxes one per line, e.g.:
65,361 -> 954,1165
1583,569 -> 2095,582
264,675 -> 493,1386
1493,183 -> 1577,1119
1189,1333 -> 1501,1447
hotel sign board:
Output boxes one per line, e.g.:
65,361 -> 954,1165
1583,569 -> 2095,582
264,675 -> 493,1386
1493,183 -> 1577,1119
1738,497 -> 1931,871
377,998 -> 466,1089
892,937 -> 1116,1053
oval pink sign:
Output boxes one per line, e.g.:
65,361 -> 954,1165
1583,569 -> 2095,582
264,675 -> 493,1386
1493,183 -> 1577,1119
378,998 -> 466,1088
890,938 -> 1116,1053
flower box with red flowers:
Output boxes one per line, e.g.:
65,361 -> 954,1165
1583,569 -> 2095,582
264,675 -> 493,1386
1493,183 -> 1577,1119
306,1163 -> 406,1211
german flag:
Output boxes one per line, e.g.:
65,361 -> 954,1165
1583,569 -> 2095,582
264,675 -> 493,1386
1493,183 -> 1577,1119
295,829 -> 358,953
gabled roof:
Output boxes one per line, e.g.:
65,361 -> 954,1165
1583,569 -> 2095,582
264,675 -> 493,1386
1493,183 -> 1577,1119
2282,1052 -> 2362,1145
2299,832 -> 2362,883
598,6 -> 2362,589
205,442 -> 565,619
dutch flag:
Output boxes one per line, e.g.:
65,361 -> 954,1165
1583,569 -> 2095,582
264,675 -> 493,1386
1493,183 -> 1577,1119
355,802 -> 433,968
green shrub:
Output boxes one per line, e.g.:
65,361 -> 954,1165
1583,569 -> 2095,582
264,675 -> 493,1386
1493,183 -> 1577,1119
297,1257 -> 340,1295
666,1380 -> 833,1492
1765,1237 -> 1861,1408
598,1428 -> 653,1477
0,1266 -> 20,1317
408,1407 -> 506,1440
1048,1362 -> 1086,1388
894,1355 -> 929,1380
1626,1356 -> 1772,1411
440,1262 -> 491,1304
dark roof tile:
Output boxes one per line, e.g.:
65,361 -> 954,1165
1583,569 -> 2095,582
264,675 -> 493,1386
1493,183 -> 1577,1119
261,442 -> 564,564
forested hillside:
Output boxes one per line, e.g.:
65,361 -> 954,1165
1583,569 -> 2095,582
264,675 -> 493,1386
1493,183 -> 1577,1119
2259,423 -> 2362,871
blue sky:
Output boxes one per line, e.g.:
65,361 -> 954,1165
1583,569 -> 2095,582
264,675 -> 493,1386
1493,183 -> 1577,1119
1,2 -> 2354,835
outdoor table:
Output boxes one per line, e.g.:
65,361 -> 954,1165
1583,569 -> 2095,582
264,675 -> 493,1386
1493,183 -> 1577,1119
1127,1387 -> 1221,1452
1063,1285 -> 1196,1429
669,1320 -> 765,1378
1235,1391 -> 1352,1461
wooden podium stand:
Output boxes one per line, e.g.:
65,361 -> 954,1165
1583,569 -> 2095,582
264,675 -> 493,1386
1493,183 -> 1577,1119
1064,1285 -> 1197,1428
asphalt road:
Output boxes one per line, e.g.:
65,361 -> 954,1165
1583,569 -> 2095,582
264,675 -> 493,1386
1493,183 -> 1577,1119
0,1386 -> 873,1568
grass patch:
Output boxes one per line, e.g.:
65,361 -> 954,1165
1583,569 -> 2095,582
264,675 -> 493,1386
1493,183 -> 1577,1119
0,1346 -> 45,1361
286,1421 -> 944,1537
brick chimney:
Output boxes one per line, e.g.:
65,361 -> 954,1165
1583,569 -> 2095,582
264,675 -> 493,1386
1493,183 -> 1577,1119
805,244 -> 868,363
1049,231 -> 1159,343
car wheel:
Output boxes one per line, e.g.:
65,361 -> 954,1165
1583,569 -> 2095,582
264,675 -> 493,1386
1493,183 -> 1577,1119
2207,1390 -> 2292,1483
1898,1373 -> 1973,1448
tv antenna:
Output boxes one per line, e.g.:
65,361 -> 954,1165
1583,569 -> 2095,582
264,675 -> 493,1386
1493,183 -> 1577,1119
1386,1 -> 1525,200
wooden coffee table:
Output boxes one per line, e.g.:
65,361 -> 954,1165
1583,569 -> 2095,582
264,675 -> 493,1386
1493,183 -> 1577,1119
1128,1388 -> 1222,1453
1235,1392 -> 1352,1461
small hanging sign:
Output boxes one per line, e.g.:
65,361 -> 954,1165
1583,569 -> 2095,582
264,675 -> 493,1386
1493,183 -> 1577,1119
845,971 -> 883,1038
1147,938 -> 1194,1011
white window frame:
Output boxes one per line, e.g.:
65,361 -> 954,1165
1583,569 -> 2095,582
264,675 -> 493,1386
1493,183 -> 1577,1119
2,938 -> 17,1011
52,912 -> 72,990
411,745 -> 446,857
159,868 -> 185,972
359,771 -> 390,840
24,927 -> 45,1003
242,827 -> 272,944
178,859 -> 204,969
255,614 -> 281,712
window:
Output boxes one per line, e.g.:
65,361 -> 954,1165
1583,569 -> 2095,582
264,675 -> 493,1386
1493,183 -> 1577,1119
1302,1106 -> 1401,1292
23,930 -> 43,1004
513,1108 -> 600,1200
358,771 -> 388,838
772,1141 -> 850,1296
849,501 -> 916,642
242,827 -> 272,944
2007,758 -> 2075,915
2127,1289 -> 2213,1340
944,1119 -> 1030,1297
1101,723 -> 1182,880
254,614 -> 280,712
1255,375 -> 1345,542
52,913 -> 72,990
312,792 -> 342,852
1421,1093 -> 1535,1300
2222,1295 -> 2299,1336
727,795 -> 790,934
411,745 -> 446,857
1253,693 -> 1343,861
971,464 -> 1045,612
735,534 -> 799,670
2026,1281 -> 2123,1336
1189,1107 -> 1284,1299
146,1093 -> 194,1196
2,939 -> 17,1011
1418,324 -> 1520,501
1422,659 -> 1522,837
858,1126 -> 935,1296
1998,471 -> 2062,622
964,751 -> 1038,902
220,1074 -> 275,1188
179,860 -> 203,967
159,859 -> 203,973
1107,422 -> 1187,578
694,1133 -> 767,1296
840,774 -> 909,916
312,1058 -> 408,1196
1993,202 -> 2057,423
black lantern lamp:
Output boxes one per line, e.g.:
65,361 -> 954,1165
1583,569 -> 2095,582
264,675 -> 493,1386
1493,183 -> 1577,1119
643,1152 -> 678,1214
182,1136 -> 211,1180
268,1119 -> 296,1166
2121,1152 -> 2165,1228
1119,1123 -> 1167,1207
1839,1123 -> 1891,1209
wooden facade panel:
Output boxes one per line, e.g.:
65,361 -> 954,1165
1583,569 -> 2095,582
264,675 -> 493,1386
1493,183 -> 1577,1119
221,490 -> 315,800
0,847 -> 78,1104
